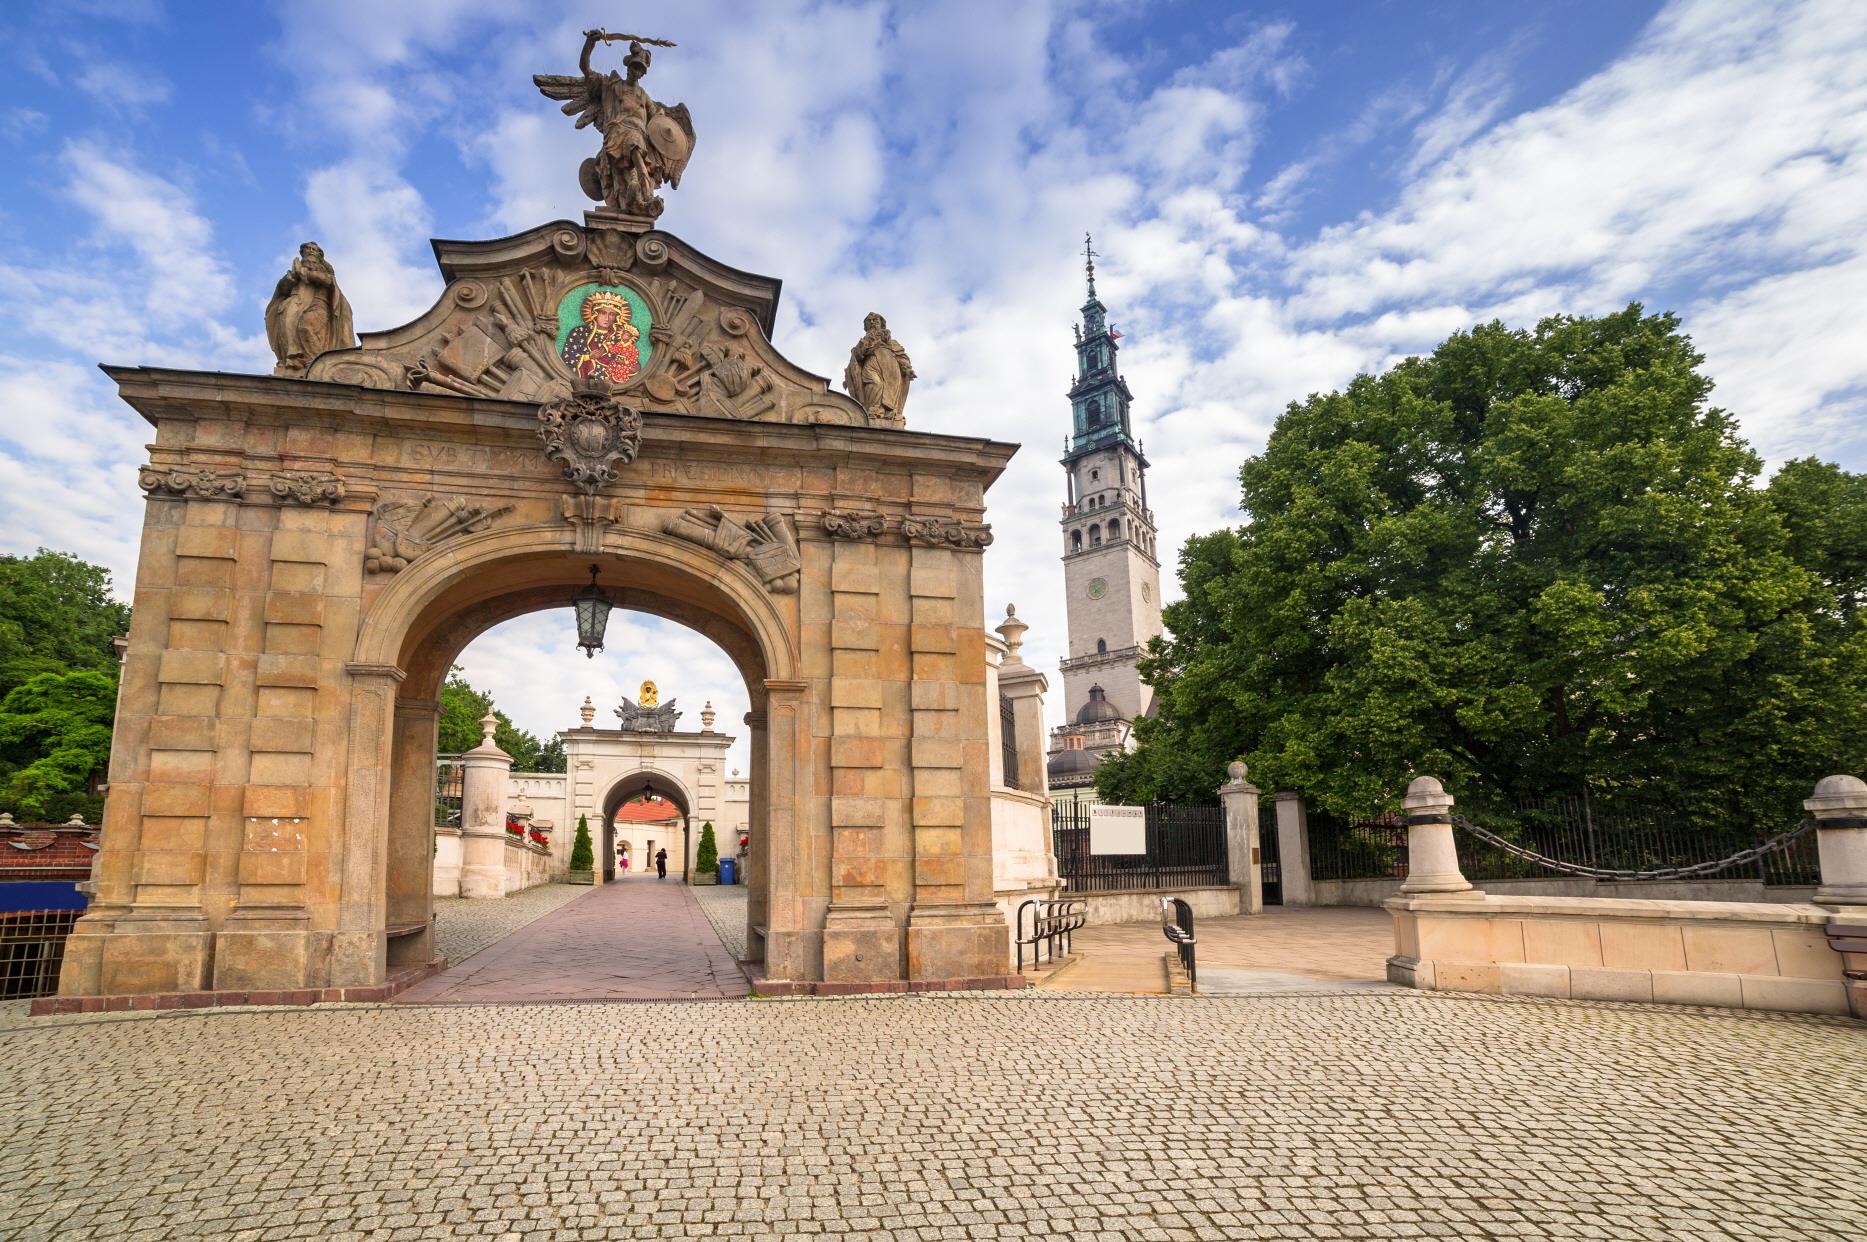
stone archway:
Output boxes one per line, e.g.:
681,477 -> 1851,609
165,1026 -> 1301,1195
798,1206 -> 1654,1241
59,213 -> 1018,1001
600,770 -> 691,883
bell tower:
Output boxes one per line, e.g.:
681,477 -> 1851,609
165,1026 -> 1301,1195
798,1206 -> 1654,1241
1056,235 -> 1163,733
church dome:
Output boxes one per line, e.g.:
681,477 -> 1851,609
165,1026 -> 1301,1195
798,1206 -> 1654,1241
1074,684 -> 1124,725
1047,746 -> 1100,779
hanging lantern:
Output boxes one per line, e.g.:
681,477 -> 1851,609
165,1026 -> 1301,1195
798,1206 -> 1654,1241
572,563 -> 613,659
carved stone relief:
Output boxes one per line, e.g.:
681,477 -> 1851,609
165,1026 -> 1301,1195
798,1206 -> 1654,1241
820,510 -> 992,549
820,510 -> 889,540
900,514 -> 993,549
662,507 -> 800,593
365,495 -> 512,574
537,383 -> 643,494
560,494 -> 628,555
268,470 -> 346,505
138,466 -> 245,499
302,224 -> 883,428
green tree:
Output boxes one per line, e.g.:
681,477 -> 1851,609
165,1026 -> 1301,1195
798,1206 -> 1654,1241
569,813 -> 594,872
695,820 -> 718,873
1114,305 -> 1867,824
534,735 -> 567,774
0,670 -> 116,820
435,667 -> 552,771
0,550 -> 132,697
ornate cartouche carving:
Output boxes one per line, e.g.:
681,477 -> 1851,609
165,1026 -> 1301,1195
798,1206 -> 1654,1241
820,510 -> 889,540
844,312 -> 914,425
365,495 -> 512,574
537,381 -> 643,494
265,242 -> 355,376
900,514 -> 993,549
138,466 -> 245,498
662,506 -> 800,593
268,470 -> 346,506
534,29 -> 695,221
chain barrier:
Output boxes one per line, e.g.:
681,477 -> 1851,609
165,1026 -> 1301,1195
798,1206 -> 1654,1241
1448,814 -> 1819,883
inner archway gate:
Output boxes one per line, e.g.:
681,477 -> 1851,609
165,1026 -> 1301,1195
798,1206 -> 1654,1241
59,212 -> 1017,999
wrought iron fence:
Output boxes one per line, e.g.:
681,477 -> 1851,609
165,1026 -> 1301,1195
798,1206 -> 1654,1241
999,694 -> 1019,791
435,756 -> 463,828
1307,810 -> 1408,882
1051,801 -> 1229,892
1,908 -> 81,999
1306,792 -> 1822,887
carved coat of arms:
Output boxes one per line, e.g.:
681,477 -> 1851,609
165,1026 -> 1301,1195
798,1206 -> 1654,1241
537,382 -> 643,493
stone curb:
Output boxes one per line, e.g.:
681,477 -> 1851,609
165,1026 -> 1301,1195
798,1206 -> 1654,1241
750,973 -> 1030,996
29,959 -> 445,1016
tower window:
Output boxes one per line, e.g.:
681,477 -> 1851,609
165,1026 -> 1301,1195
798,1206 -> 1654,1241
1096,638 -> 1108,655
1090,524 -> 1102,546
1090,469 -> 1099,482
1071,529 -> 1082,551
1108,517 -> 1120,538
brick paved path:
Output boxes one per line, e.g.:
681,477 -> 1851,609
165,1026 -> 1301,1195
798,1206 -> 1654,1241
398,876 -> 748,1004
3,992 -> 1862,1239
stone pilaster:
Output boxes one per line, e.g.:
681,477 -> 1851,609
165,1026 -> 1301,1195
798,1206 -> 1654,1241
386,700 -> 439,967
743,709 -> 769,963
905,544 -> 1007,980
759,680 -> 819,981
820,538 -> 902,982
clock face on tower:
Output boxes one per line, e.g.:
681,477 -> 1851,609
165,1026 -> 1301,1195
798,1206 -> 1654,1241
1087,577 -> 1108,599
1141,582 -> 1151,603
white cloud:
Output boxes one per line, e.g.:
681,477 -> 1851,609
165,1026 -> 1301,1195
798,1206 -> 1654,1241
60,139 -> 234,326
74,61 -> 173,112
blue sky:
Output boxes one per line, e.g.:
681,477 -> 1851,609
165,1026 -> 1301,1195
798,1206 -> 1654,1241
3,0 -> 1864,760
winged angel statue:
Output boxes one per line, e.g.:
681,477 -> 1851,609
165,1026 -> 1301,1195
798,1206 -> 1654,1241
535,30 -> 696,220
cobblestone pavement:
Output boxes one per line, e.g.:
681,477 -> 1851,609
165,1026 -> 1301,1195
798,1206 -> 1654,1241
692,879 -> 749,960
6,991 -> 1864,1240
1042,906 -> 1395,994
400,874 -> 747,1004
431,883 -> 592,966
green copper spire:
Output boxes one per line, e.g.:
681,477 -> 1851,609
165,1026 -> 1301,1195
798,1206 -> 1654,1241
1064,233 -> 1140,465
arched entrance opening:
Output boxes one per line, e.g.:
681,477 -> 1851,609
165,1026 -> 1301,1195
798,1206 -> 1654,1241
601,771 -> 691,882
371,532 -> 784,978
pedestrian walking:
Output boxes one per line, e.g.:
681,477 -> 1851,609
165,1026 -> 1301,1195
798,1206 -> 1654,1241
655,847 -> 668,880
618,846 -> 630,874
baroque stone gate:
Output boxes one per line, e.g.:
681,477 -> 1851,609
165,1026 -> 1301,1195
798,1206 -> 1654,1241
61,151 -> 1019,999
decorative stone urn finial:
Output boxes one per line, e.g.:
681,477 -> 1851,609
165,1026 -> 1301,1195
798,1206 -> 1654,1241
701,701 -> 716,732
1806,773 -> 1867,907
1227,760 -> 1248,783
579,695 -> 595,727
995,604 -> 1028,663
480,711 -> 499,745
0,812 -> 14,827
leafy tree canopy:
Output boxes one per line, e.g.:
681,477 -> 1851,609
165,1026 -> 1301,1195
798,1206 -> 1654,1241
436,668 -> 555,772
1103,305 -> 1867,823
0,669 -> 116,820
0,550 -> 132,697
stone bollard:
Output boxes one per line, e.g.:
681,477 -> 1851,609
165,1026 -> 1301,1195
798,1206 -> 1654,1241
1398,776 -> 1474,895
1807,774 -> 1867,908
1219,761 -> 1263,914
1274,792 -> 1314,907
458,711 -> 514,900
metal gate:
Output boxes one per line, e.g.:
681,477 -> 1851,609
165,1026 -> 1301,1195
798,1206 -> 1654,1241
1258,801 -> 1282,905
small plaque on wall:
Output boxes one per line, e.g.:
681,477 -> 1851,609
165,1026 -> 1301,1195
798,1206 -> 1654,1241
1090,804 -> 1146,855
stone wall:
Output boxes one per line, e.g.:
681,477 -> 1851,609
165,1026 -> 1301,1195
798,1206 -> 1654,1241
1388,892 -> 1849,1014
1317,876 -> 1819,907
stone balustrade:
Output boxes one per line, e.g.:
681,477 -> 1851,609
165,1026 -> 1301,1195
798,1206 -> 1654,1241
1385,774 -> 1867,1019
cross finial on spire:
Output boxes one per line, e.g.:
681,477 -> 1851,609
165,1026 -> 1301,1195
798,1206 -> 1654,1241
1083,232 -> 1099,297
